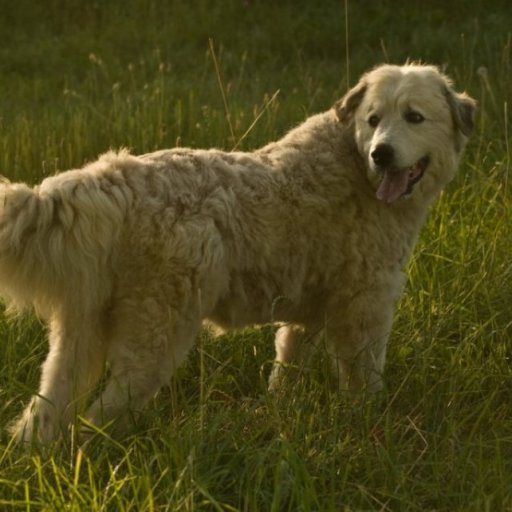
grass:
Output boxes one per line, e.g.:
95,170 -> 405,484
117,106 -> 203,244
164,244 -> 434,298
0,0 -> 511,509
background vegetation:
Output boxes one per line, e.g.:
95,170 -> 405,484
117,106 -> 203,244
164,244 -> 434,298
0,0 -> 511,509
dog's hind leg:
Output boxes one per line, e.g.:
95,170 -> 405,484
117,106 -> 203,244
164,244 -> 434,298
11,312 -> 107,446
84,285 -> 202,437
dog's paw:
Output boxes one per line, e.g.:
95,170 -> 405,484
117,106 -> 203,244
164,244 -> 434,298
9,397 -> 58,447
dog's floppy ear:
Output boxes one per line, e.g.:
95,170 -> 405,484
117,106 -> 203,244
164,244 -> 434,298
445,88 -> 477,137
335,79 -> 367,123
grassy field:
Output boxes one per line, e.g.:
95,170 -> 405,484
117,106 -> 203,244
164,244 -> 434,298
0,0 -> 511,510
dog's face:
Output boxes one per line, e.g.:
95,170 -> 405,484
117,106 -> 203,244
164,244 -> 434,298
336,64 -> 476,203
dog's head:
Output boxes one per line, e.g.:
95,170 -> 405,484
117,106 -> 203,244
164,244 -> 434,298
336,64 -> 476,204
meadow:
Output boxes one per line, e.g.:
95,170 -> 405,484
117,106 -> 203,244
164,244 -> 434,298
0,0 -> 511,509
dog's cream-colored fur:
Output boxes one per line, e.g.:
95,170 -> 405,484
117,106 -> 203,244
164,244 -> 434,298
1,64 -> 475,445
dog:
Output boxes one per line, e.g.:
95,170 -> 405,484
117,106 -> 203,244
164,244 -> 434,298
1,64 -> 475,445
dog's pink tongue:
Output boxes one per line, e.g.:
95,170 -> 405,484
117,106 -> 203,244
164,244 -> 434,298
376,169 -> 409,203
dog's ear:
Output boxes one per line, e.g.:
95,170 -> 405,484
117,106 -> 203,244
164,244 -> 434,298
445,88 -> 477,137
335,80 -> 367,123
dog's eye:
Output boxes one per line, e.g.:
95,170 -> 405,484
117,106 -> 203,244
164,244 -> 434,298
405,111 -> 425,124
368,115 -> 380,127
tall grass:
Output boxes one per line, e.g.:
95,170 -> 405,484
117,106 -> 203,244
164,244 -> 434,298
0,0 -> 511,510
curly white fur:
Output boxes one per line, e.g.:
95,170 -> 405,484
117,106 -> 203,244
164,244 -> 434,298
1,64 -> 475,445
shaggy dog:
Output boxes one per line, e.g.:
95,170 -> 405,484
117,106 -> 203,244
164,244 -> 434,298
1,64 -> 475,445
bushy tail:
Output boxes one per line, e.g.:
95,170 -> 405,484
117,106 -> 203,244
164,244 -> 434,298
0,157 -> 132,317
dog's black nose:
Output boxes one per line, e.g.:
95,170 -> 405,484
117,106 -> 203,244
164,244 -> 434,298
371,144 -> 395,167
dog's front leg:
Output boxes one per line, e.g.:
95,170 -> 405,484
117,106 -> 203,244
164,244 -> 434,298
324,292 -> 396,394
268,323 -> 321,392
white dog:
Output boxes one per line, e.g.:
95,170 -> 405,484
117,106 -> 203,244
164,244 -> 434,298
1,64 -> 475,445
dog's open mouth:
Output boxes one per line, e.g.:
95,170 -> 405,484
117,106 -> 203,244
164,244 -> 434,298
375,156 -> 430,203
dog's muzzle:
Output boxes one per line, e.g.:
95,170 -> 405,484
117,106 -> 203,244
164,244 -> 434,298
374,154 -> 430,203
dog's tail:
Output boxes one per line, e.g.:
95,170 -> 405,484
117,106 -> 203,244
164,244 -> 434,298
0,153 -> 133,317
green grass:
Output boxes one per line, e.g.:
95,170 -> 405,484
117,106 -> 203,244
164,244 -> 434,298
1,0 -> 511,509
